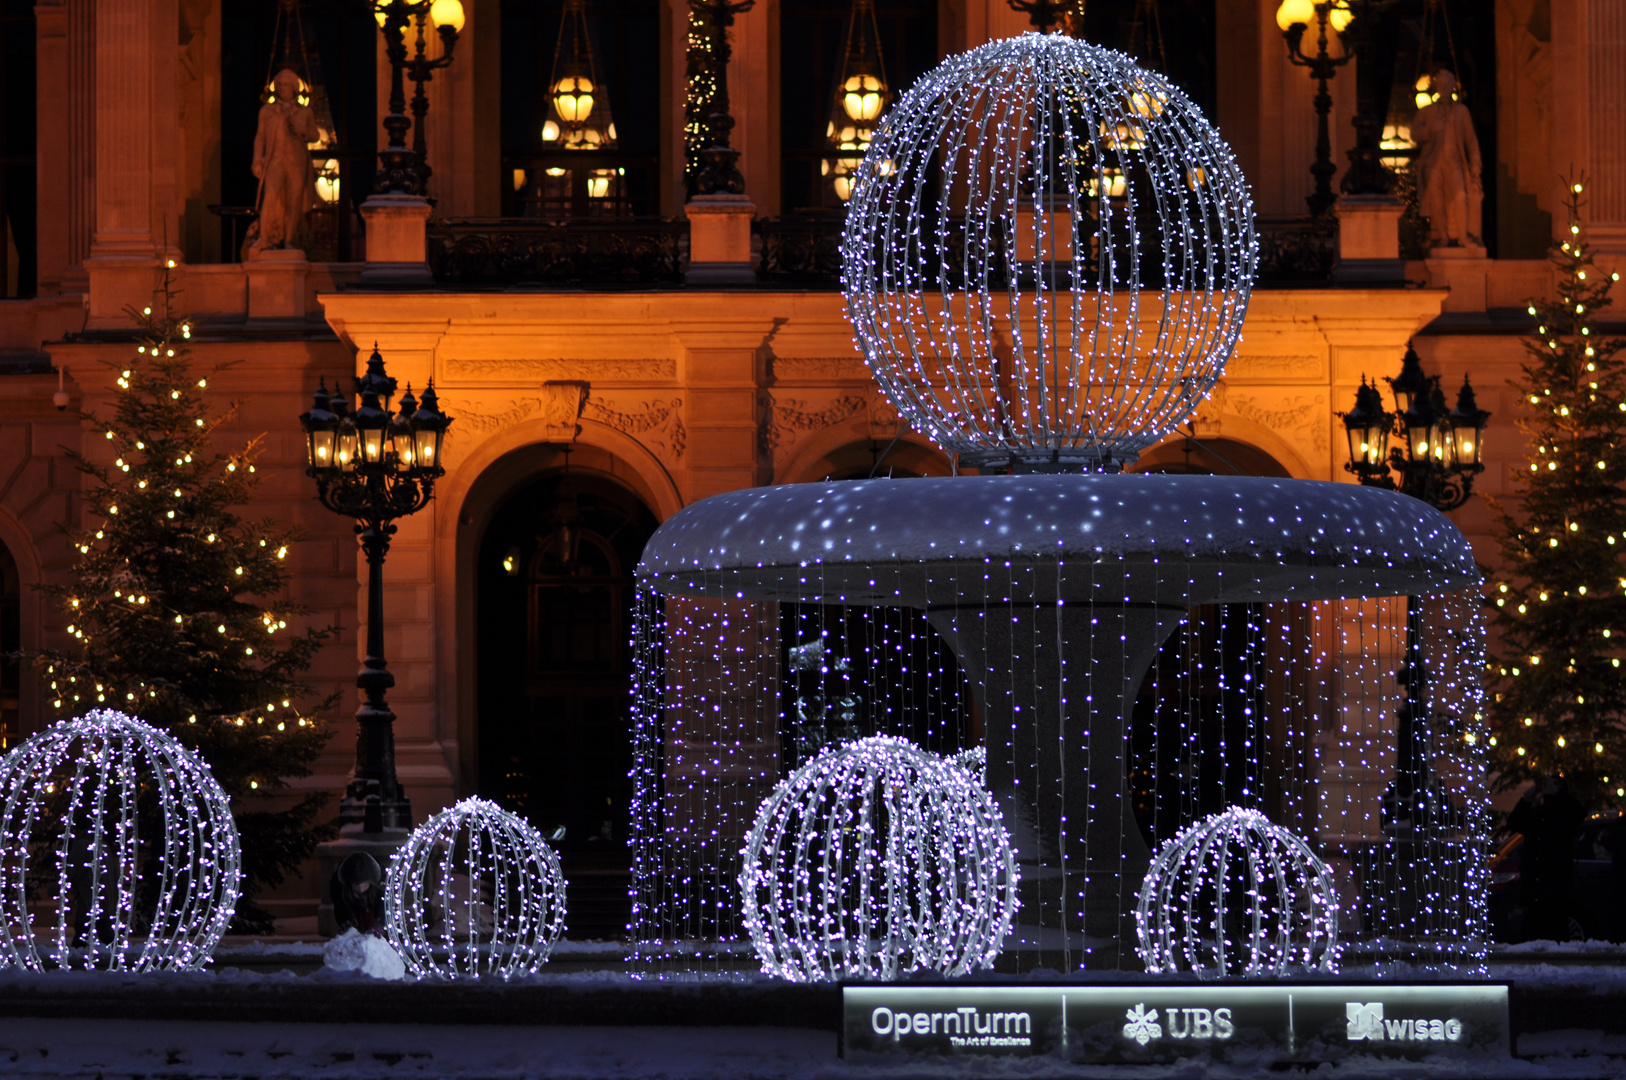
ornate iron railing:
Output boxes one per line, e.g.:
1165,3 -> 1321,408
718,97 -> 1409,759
427,219 -> 685,286
756,214 -> 845,285
1256,215 -> 1338,283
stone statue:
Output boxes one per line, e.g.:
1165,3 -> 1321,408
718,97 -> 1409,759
1411,70 -> 1484,250
249,68 -> 319,255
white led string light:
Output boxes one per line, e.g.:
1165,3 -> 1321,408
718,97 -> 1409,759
841,32 -> 1257,471
1135,806 -> 1339,978
0,708 -> 240,971
384,797 -> 568,980
738,735 -> 1018,982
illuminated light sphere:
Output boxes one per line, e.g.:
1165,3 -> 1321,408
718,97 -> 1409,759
841,33 -> 1257,471
384,797 -> 568,980
739,735 -> 1018,983
1135,807 -> 1339,978
0,709 -> 241,971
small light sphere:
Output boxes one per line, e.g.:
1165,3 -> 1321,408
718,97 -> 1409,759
1135,807 -> 1339,979
0,709 -> 241,971
384,797 -> 568,980
738,735 -> 1018,982
842,33 -> 1256,472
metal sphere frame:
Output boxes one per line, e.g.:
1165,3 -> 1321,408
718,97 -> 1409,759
0,709 -> 241,972
841,32 -> 1257,471
1135,807 -> 1340,979
384,797 -> 568,980
738,735 -> 1019,983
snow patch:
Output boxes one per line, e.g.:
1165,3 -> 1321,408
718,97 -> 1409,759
321,929 -> 406,981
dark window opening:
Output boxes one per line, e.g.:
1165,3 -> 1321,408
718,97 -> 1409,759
1,0 -> 36,297
500,0 -> 662,219
779,0 -> 938,214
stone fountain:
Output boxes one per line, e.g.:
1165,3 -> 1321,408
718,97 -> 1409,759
632,34 -> 1484,970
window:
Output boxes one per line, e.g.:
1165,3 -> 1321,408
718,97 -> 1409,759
501,0 -> 662,219
0,0 -> 35,297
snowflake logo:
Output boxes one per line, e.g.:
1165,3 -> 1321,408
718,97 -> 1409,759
1122,1003 -> 1163,1046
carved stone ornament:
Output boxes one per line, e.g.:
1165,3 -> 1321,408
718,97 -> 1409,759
760,395 -> 868,456
538,381 -> 590,442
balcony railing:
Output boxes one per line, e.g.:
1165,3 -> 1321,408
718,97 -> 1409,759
427,218 -> 685,287
422,214 -> 1339,287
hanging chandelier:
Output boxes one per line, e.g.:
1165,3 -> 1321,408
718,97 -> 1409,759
823,0 -> 889,202
543,0 -> 617,152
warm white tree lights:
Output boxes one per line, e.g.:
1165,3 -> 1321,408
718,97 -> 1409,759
0,709 -> 240,971
841,33 -> 1257,471
738,735 -> 1018,982
1135,807 -> 1340,979
384,797 -> 568,980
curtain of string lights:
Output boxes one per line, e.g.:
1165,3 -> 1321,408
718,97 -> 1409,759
0,709 -> 240,971
839,33 -> 1257,473
384,797 -> 568,980
738,735 -> 1018,982
1135,807 -> 1341,979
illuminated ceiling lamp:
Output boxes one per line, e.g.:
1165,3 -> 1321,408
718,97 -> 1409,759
543,0 -> 617,154
824,0 -> 889,202
264,0 -> 341,204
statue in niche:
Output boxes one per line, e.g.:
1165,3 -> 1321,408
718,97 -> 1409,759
1411,69 -> 1484,250
248,68 -> 319,256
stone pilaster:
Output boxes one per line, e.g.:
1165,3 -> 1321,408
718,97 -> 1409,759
86,0 -> 156,323
673,319 -> 773,498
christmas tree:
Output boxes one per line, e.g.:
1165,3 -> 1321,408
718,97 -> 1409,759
1487,179 -> 1626,807
33,268 -> 336,932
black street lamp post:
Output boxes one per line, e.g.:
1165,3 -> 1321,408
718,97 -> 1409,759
370,0 -> 465,195
1275,0 -> 1402,206
300,347 -> 452,832
1276,1 -> 1352,217
690,0 -> 754,196
1341,345 -> 1490,835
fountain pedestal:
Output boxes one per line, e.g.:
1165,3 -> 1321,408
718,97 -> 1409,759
929,603 -> 1183,966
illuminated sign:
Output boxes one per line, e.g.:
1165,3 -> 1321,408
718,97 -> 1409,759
843,984 -> 1509,1064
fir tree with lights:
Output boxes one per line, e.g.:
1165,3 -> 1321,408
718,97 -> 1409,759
1486,178 -> 1626,807
32,271 -> 336,932
683,7 -> 718,189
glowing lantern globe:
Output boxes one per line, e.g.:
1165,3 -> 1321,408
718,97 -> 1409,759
0,709 -> 241,971
384,797 -> 567,979
1135,807 -> 1340,978
739,735 -> 1018,982
840,33 -> 1257,472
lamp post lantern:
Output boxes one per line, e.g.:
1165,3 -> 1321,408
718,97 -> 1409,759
689,0 -> 754,196
301,346 -> 452,832
1275,0 -> 1401,205
1275,0 -> 1352,217
370,0 -> 465,195
1340,344 -> 1489,837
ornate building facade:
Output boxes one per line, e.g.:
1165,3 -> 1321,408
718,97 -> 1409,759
0,0 -> 1612,924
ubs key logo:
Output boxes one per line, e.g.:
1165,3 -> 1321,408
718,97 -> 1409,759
1346,1002 -> 1464,1043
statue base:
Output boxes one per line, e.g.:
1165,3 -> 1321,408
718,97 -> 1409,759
245,248 -> 310,321
1427,243 -> 1487,260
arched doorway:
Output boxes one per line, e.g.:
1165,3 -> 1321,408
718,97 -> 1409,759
476,464 -> 658,938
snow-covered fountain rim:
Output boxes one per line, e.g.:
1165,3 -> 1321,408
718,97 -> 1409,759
636,474 -> 1479,600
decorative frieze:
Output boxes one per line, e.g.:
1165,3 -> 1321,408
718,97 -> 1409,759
760,395 -> 868,455
441,358 -> 678,383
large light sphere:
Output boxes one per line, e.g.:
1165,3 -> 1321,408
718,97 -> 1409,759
841,33 -> 1257,471
0,709 -> 241,971
1135,807 -> 1339,978
384,797 -> 568,980
738,735 -> 1018,982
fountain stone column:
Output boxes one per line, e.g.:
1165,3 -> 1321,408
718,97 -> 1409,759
929,602 -> 1184,965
